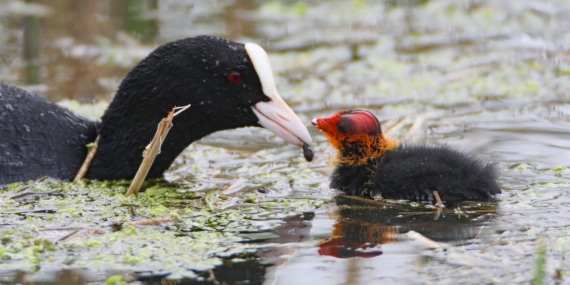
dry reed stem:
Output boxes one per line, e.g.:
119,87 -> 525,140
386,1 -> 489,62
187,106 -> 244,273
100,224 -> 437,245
125,104 -> 191,196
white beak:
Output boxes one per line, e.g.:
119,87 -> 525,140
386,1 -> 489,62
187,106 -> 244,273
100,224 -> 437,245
245,43 -> 313,148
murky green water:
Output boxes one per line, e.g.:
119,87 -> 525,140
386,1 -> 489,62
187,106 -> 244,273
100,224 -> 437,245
2,0 -> 570,284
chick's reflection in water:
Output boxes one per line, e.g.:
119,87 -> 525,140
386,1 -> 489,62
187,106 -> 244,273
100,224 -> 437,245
318,195 -> 499,259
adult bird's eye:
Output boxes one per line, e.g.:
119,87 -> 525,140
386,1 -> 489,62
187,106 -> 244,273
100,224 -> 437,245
337,122 -> 347,133
228,71 -> 242,83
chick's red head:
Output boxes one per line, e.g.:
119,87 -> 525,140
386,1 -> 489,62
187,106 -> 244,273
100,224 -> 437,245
311,110 -> 381,147
312,110 -> 396,165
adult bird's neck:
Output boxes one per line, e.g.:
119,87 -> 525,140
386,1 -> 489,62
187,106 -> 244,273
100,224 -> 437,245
337,133 -> 397,166
84,84 -> 212,180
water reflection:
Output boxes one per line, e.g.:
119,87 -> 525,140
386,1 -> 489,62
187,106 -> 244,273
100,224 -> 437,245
2,0 -> 260,102
6,0 -> 163,101
1,0 -> 388,102
319,195 -> 498,259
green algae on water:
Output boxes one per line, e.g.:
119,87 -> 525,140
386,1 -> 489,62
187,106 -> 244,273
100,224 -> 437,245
0,178 -> 326,279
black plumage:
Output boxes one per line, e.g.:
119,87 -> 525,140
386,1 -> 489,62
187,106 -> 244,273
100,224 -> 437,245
330,144 -> 500,202
313,110 -> 500,202
0,35 -> 313,185
0,83 -> 97,182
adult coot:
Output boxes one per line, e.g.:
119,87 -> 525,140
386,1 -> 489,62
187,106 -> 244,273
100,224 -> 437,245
312,110 -> 500,202
0,35 -> 313,185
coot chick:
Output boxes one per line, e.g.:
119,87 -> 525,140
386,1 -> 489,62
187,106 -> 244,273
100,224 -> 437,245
0,35 -> 313,185
312,110 -> 500,202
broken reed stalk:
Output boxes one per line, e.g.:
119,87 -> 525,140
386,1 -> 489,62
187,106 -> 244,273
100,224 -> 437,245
73,136 -> 100,182
125,104 -> 191,196
432,190 -> 444,208
424,190 -> 444,219
384,116 -> 407,136
404,116 -> 425,140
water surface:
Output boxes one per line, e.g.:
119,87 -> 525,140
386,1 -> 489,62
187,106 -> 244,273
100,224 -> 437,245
1,0 -> 570,284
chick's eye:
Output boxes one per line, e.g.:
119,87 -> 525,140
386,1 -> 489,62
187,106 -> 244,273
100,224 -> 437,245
337,122 -> 347,133
228,71 -> 242,83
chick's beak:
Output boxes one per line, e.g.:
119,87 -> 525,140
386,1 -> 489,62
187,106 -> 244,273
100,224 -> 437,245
311,117 -> 328,133
311,118 -> 319,127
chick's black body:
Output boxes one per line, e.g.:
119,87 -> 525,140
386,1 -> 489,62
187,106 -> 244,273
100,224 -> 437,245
331,144 -> 500,202
314,110 -> 500,203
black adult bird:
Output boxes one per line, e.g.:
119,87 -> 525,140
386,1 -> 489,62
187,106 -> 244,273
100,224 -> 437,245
312,110 -> 500,202
0,35 -> 313,185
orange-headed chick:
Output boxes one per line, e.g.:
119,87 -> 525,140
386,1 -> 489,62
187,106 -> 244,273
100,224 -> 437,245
312,110 -> 500,202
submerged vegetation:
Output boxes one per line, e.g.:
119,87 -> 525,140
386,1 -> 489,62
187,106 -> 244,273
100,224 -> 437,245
0,177 -> 327,281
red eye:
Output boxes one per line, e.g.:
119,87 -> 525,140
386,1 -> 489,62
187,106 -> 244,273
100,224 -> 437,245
228,71 -> 242,83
